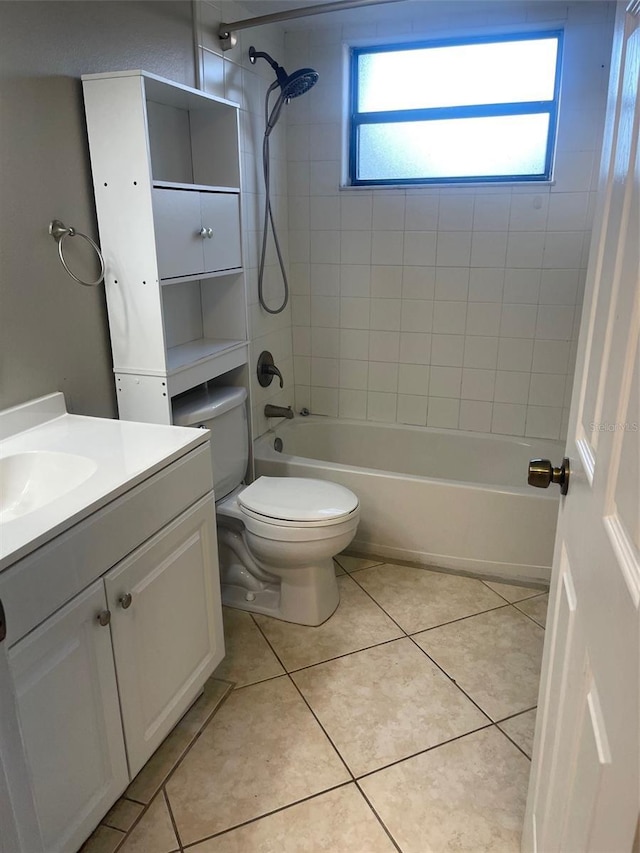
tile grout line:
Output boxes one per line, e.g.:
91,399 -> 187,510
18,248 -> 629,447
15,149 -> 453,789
179,782 -> 355,850
494,723 -> 534,762
163,787 -> 185,852
354,784 -> 403,853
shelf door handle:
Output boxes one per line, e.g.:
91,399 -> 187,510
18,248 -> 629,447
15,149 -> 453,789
119,593 -> 133,610
96,610 -> 111,627
199,227 -> 208,238
199,227 -> 214,239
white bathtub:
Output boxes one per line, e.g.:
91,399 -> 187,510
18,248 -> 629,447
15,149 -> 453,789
253,417 -> 562,585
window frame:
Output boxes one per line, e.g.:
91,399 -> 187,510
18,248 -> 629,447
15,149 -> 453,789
348,30 -> 564,187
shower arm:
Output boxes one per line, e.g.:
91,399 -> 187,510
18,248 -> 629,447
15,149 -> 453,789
218,0 -> 405,51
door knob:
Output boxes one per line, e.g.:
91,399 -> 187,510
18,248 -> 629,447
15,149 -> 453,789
119,593 -> 133,609
96,610 -> 111,627
528,457 -> 570,495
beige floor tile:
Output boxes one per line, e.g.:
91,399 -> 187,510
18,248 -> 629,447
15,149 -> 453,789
165,675 -> 349,845
334,558 -> 346,576
102,798 -> 144,832
360,727 -> 530,853
186,784 -> 396,852
414,607 -> 544,721
483,580 -> 547,603
293,638 -> 488,776
354,564 -> 506,633
499,709 -> 537,758
253,575 -> 403,670
335,554 -> 384,573
118,794 -> 179,853
214,607 -> 285,687
126,677 -> 232,803
515,594 -> 549,628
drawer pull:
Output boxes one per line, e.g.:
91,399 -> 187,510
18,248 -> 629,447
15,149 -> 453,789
96,610 -> 111,627
119,593 -> 133,610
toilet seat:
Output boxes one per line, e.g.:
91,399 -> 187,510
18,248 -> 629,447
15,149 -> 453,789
238,476 -> 359,524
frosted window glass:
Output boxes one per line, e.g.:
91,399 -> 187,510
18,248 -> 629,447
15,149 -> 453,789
358,114 -> 550,181
358,39 -> 558,112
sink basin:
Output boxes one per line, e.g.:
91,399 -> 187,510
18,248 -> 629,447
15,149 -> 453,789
0,451 -> 98,522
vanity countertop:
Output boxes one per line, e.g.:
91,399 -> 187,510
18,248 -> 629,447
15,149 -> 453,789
0,393 -> 207,570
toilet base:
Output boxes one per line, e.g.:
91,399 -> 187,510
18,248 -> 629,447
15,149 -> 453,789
220,558 -> 340,626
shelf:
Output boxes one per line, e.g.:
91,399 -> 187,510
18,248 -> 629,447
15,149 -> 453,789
153,181 -> 240,194
166,339 -> 248,397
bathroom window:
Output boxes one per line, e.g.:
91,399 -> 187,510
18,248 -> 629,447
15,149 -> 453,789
348,32 -> 562,186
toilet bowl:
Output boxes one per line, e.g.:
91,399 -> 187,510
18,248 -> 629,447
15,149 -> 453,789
172,387 -> 360,626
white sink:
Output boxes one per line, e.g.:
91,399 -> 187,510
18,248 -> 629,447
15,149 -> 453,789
0,451 -> 98,522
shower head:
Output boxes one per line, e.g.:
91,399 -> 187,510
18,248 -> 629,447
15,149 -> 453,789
249,46 -> 318,100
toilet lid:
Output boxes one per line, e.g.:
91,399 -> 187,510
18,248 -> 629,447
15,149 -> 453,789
238,477 -> 358,523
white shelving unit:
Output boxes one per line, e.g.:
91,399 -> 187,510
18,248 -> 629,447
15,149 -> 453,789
82,69 -> 247,423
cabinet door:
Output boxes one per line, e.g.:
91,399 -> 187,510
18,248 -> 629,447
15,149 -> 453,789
153,188 -> 204,279
201,192 -> 242,273
104,495 -> 224,778
9,581 -> 128,853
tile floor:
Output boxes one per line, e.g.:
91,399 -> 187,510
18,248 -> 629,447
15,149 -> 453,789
82,558 -> 549,853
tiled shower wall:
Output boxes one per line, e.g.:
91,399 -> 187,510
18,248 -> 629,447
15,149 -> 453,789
285,1 -> 615,439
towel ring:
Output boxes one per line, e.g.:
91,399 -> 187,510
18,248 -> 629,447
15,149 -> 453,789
49,219 -> 105,287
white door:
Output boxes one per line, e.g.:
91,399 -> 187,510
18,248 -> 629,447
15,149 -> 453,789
9,580 -> 129,853
153,188 -> 204,279
104,495 -> 224,778
523,4 -> 640,851
200,192 -> 242,273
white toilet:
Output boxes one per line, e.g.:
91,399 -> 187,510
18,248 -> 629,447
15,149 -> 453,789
173,387 -> 359,626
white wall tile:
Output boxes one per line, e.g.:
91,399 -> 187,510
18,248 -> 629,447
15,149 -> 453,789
492,403 -> 526,435
403,232 -> 437,266
547,193 -> 589,231
459,400 -> 493,432
532,339 -> 570,374
372,231 -> 405,265
430,334 -> 464,367
310,196 -> 340,230
503,268 -> 541,304
341,194 -> 372,230
500,304 -> 538,338
311,295 -> 339,327
367,391 -> 397,422
369,330 -> 400,362
430,366 -> 462,398
340,230 -> 372,264
340,297 -> 370,329
340,358 -> 368,390
435,267 -> 469,301
398,363 -> 429,396
468,268 -> 504,302
439,196 -> 474,231
339,388 -> 368,419
340,328 -> 369,360
506,232 -> 545,268
463,336 -> 499,369
536,305 -> 575,340
311,357 -> 339,387
539,269 -> 579,305
528,373 -> 567,407
497,338 -> 534,372
310,230 -> 340,263
461,368 -> 495,401
436,231 -> 472,266
405,194 -> 439,230
370,298 -> 401,331
473,195 -> 511,231
433,301 -> 467,334
310,264 -> 340,296
340,265 -> 371,297
542,233 -> 584,269
397,394 -> 428,426
427,397 -> 460,429
466,302 -> 502,336
470,232 -> 508,268
494,370 -> 531,404
372,196 -> 406,230
509,194 -> 549,231
402,266 -> 436,300
399,332 -> 432,364
400,300 -> 433,333
525,405 -> 562,439
371,266 -> 403,298
368,361 -> 398,392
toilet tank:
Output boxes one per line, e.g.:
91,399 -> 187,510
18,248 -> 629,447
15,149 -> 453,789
173,386 -> 248,499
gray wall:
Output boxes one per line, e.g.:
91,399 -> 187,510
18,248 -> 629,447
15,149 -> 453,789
0,1 -> 195,416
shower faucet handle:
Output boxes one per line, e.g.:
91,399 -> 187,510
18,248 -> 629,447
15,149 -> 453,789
257,350 -> 284,388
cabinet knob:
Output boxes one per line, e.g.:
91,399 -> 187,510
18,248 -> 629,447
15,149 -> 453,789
200,227 -> 214,239
96,610 -> 111,627
199,227 -> 208,238
119,593 -> 133,610
206,228 -> 213,239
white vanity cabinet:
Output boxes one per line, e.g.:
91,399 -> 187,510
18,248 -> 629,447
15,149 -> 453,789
1,421 -> 224,853
9,581 -> 129,853
82,70 -> 248,425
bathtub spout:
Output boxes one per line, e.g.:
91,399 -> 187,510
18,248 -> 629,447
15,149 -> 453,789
264,404 -> 294,419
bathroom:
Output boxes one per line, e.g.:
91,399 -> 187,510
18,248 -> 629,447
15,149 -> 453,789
1,0 -> 638,851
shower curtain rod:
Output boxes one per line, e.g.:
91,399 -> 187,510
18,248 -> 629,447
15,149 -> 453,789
218,0 -> 405,50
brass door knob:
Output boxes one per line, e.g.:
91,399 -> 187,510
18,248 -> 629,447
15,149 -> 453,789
528,457 -> 570,495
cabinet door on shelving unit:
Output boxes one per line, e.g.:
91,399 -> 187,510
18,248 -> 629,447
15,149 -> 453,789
153,189 -> 204,279
104,495 -> 224,778
201,192 -> 242,273
9,580 -> 128,853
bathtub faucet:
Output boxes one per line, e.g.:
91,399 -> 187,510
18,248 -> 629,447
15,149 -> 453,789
264,404 -> 294,419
